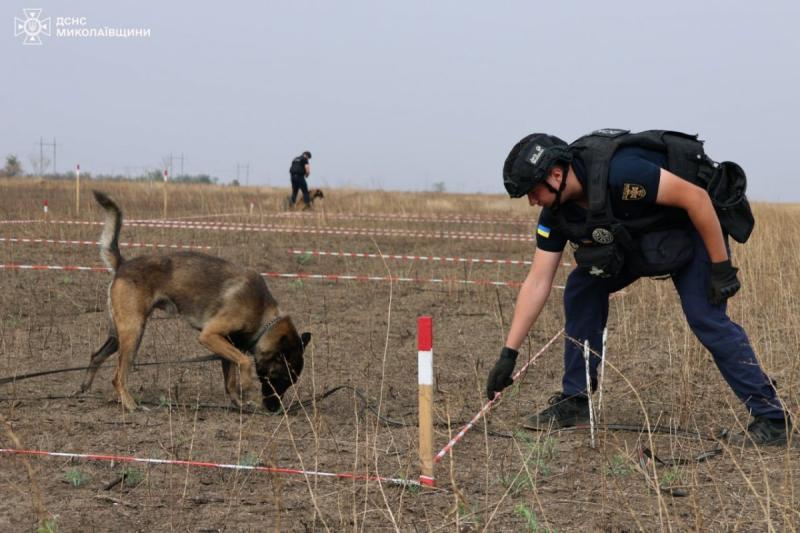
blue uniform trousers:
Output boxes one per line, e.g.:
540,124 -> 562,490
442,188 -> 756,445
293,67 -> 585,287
290,174 -> 310,205
561,231 -> 784,419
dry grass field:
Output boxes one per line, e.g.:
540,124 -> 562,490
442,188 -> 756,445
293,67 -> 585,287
1,178 -> 798,532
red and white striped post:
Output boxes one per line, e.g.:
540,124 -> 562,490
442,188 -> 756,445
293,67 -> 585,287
417,316 -> 435,487
75,164 -> 81,216
42,199 -> 48,216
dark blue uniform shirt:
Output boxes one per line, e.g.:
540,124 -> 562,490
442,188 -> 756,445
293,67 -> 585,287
535,147 -> 670,252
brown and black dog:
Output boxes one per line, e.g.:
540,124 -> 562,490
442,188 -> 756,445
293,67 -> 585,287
284,188 -> 324,210
80,191 -> 310,412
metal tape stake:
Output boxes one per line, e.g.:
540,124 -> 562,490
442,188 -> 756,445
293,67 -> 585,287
584,340 -> 596,449
597,327 -> 608,417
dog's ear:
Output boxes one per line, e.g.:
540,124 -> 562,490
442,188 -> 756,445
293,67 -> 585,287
301,332 -> 311,347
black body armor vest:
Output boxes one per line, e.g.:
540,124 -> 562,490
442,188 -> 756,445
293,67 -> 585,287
552,129 -> 752,245
552,129 -> 754,278
289,156 -> 307,176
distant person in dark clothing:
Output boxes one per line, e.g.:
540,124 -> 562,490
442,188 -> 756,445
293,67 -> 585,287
289,151 -> 312,209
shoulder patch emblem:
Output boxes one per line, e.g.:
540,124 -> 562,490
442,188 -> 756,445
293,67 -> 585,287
622,183 -> 647,201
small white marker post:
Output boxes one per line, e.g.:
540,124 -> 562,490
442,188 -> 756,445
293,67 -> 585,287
75,164 -> 81,216
249,201 -> 255,216
583,340 -> 596,449
417,316 -> 435,487
42,199 -> 48,217
162,169 -> 169,219
597,327 -> 608,417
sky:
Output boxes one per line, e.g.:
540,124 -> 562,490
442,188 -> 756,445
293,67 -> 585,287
3,1 -> 800,201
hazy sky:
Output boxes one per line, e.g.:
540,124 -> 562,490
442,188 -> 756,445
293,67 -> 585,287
4,1 -> 800,200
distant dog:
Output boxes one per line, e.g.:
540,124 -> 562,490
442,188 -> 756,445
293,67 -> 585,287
81,191 -> 310,412
284,188 -> 324,210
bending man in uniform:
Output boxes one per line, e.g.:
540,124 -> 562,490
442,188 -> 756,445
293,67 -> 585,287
485,131 -> 792,446
289,151 -> 312,209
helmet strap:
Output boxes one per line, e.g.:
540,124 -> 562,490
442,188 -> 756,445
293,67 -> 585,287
546,164 -> 569,212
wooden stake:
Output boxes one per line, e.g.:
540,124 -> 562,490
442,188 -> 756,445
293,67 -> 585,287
417,316 -> 435,487
75,164 -> 80,216
162,169 -> 168,219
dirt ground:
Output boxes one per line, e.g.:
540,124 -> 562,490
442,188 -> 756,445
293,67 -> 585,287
1,181 -> 798,532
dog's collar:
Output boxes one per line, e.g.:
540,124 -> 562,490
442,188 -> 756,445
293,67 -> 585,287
245,315 -> 283,353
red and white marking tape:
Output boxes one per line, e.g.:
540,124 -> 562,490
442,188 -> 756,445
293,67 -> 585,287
31,219 -> 535,243
289,249 -> 575,268
291,249 -> 533,266
272,211 -> 533,225
0,263 -> 565,289
0,237 -> 211,251
0,264 -> 111,273
152,213 -> 533,227
265,272 -> 549,288
0,448 -> 421,488
433,329 -> 565,463
129,212 -> 248,222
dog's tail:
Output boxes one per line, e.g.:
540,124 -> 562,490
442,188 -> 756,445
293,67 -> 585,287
92,190 -> 124,271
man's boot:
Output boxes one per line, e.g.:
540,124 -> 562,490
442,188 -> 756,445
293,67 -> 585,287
724,415 -> 793,447
523,392 -> 590,430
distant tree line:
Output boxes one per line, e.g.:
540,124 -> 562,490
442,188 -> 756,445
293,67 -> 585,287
1,154 -> 221,185
1,155 -> 22,177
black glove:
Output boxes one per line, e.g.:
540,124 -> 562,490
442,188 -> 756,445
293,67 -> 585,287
486,347 -> 518,401
709,260 -> 741,305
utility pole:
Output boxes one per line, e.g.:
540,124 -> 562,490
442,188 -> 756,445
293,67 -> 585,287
39,137 -> 58,175
236,162 -> 250,185
167,152 -> 186,178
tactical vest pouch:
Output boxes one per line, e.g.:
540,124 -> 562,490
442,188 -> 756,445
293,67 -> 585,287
707,161 -> 754,243
627,229 -> 694,277
574,243 -> 625,278
663,131 -> 705,182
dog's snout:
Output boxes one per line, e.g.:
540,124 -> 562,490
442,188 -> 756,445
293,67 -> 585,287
262,393 -> 282,412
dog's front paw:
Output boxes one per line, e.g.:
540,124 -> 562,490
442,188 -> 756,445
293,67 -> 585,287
229,396 -> 245,409
119,393 -> 138,412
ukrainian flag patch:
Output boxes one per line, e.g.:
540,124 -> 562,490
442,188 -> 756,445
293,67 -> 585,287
536,224 -> 551,238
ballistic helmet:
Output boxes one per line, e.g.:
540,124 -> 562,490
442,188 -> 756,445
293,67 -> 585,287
502,133 -> 572,198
